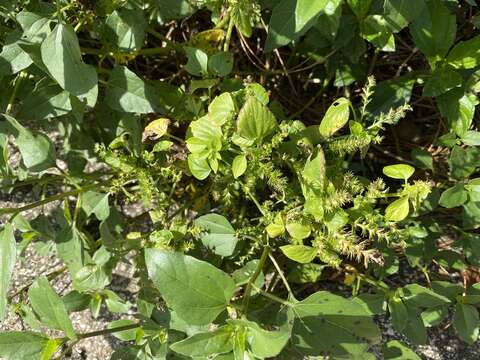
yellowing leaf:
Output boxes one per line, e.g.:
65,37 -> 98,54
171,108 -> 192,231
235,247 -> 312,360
143,118 -> 170,141
319,98 -> 350,137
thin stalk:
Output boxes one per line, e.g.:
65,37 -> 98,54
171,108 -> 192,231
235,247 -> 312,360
223,9 -> 235,51
242,245 -> 270,313
245,188 -> 266,216
77,323 -> 141,340
268,253 -> 293,297
251,284 -> 293,307
6,71 -> 26,115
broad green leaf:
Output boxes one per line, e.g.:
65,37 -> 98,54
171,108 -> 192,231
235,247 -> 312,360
232,154 -> 247,179
4,114 -> 55,172
462,131 -> 480,146
346,0 -> 373,19
170,325 -> 234,357
208,93 -> 235,126
0,41 -> 32,76
383,164 -> 415,180
18,82 -> 72,120
409,0 -> 456,64
360,15 -> 396,51
145,249 -> 236,325
232,260 -> 265,289
56,225 -> 87,274
229,318 -> 290,358
40,24 -> 98,106
208,51 -> 234,77
411,148 -> 433,170
0,331 -> 50,360
318,98 -> 350,137
107,319 -> 138,341
384,0 -> 426,32
388,297 -> 408,332
402,306 -> 427,345
402,284 -> 451,308
423,66 -> 462,97
106,66 -> 159,113
291,291 -> 380,357
41,338 -> 62,360
385,197 -> 410,222
288,263 -> 324,284
237,96 -> 277,143
437,89 -> 477,138
447,36 -> 480,69
188,155 -> 211,180
453,303 -> 479,344
280,245 -> 317,264
194,214 -> 238,257
102,8 -> 147,51
62,291 -> 91,313
81,191 -> 110,221
366,75 -> 415,118
439,185 -> 468,208
265,0 -> 329,52
28,277 -> 76,339
383,340 -> 420,359
302,147 -> 326,221
0,224 -> 15,322
448,145 -> 478,179
184,47 -> 209,77
285,222 -> 311,240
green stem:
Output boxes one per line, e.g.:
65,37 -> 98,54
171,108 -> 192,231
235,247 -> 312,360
6,71 -> 26,115
223,9 -> 235,52
245,188 -> 266,216
251,284 -> 293,307
268,253 -> 293,297
77,323 -> 141,340
242,245 -> 270,313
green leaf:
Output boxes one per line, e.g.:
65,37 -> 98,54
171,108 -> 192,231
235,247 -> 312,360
55,225 -> 87,274
28,277 -> 76,339
0,224 -> 15,322
437,89 -> 477,138
388,297 -> 408,332
411,148 -> 433,170
81,191 -> 110,221
447,36 -> 480,69
347,0 -> 373,19
462,131 -> 480,146
208,92 -> 235,126
385,197 -> 410,222
288,263 -> 324,284
383,164 -> 415,180
265,0 -> 329,52
232,154 -> 247,179
0,331 -> 50,360
383,0 -> 426,32
40,24 -> 98,106
285,222 -> 311,240
106,66 -> 159,114
145,249 -> 236,325
402,306 -> 427,345
360,15 -> 396,51
439,184 -> 468,208
170,325 -> 234,357
194,214 -> 238,257
280,245 -> 317,264
366,75 -> 415,118
3,114 -> 56,172
188,155 -> 211,180
18,82 -> 72,120
232,260 -> 265,289
318,98 -> 350,137
184,47 -> 209,77
0,41 -> 32,76
383,340 -> 420,360
453,303 -> 479,344
423,66 -> 462,97
402,284 -> 451,308
237,96 -> 277,143
208,51 -> 234,77
101,8 -> 147,51
409,0 -> 456,64
291,291 -> 380,357
107,319 -> 138,341
448,145 -> 478,179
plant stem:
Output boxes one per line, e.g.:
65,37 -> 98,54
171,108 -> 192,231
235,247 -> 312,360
223,9 -> 235,52
77,323 -> 141,340
268,253 -> 293,297
6,71 -> 26,115
245,188 -> 266,216
251,284 -> 293,307
242,245 -> 270,313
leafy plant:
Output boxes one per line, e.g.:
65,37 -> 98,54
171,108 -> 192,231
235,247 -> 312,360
0,0 -> 479,359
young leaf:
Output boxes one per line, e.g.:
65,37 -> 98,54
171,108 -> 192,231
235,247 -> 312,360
188,155 -> 211,180
423,66 -> 462,97
101,8 -> 147,51
237,96 -> 277,143
453,303 -> 479,344
4,114 -> 56,172
184,47 -> 209,77
388,297 -> 408,332
81,191 -> 110,220
318,98 -> 350,137
40,24 -> 98,106
208,92 -> 235,126
383,164 -> 415,180
437,89 -> 477,138
0,224 -> 16,322
411,148 -> 433,170
194,214 -> 238,257
439,185 -> 468,208
447,36 -> 480,69
28,277 -> 76,339
385,197 -> 410,222
292,291 -> 380,357
145,249 -> 236,325
280,245 -> 317,264
0,331 -> 50,360
285,222 -> 311,240
170,325 -> 234,357
232,154 -> 247,179
265,0 -> 329,51
383,340 -> 420,360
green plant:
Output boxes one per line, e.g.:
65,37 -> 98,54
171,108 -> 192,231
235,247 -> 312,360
0,0 -> 479,359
